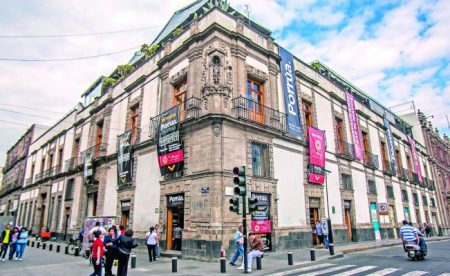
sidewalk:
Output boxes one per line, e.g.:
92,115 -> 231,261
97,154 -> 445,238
129,235 -> 450,275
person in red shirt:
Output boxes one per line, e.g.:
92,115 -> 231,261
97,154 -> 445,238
90,231 -> 104,276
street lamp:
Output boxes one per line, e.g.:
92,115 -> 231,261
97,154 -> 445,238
323,168 -> 334,255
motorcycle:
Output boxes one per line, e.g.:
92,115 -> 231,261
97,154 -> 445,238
403,240 -> 425,261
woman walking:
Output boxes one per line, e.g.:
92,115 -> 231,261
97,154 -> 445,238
8,227 -> 19,260
90,231 -> 104,276
116,229 -> 138,276
154,224 -> 160,258
145,227 -> 157,262
103,228 -> 117,276
15,227 -> 28,261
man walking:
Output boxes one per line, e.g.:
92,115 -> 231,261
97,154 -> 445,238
173,225 -> 183,251
0,224 -> 11,261
229,226 -> 244,266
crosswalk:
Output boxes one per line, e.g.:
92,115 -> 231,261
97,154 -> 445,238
271,262 -> 448,276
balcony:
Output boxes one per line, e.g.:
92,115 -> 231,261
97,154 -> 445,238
412,172 -> 421,185
398,167 -> 409,181
428,180 -> 435,191
24,178 -> 32,185
34,172 -> 42,182
421,177 -> 428,188
80,143 -> 108,161
231,96 -> 289,134
65,157 -> 80,173
41,166 -> 57,180
363,151 -> 379,169
382,161 -> 396,176
336,139 -> 355,160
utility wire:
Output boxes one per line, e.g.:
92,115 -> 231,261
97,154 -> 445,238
0,103 -> 66,114
0,25 -> 162,38
0,108 -> 55,120
0,45 -> 140,62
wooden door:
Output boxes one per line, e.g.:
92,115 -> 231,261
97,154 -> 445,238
309,208 -> 319,245
362,132 -> 370,164
167,209 -> 173,250
345,209 -> 352,241
247,79 -> 264,124
336,118 -> 345,153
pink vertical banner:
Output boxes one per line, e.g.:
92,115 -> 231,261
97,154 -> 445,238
345,92 -> 363,161
308,127 -> 325,167
407,135 -> 423,182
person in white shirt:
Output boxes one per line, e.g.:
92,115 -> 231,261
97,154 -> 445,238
145,227 -> 157,262
89,222 -> 107,241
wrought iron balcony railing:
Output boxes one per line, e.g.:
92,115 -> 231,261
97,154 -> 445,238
231,96 -> 289,134
336,139 -> 355,160
65,157 -> 80,173
412,172 -> 421,185
149,97 -> 202,139
80,143 -> 108,161
398,167 -> 409,181
24,178 -> 32,185
421,177 -> 428,188
34,172 -> 42,182
428,180 -> 435,191
41,166 -> 57,180
382,161 -> 396,176
363,151 -> 379,169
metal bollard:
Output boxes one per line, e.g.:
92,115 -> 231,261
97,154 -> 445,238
329,244 -> 334,256
256,256 -> 262,270
131,255 -> 137,269
56,244 -> 60,253
37,242 -> 40,249
65,246 -> 69,254
42,243 -> 46,250
27,240 -> 30,246
35,236 -> 39,241
288,252 -> 293,266
31,241 -> 35,247
49,243 -> 53,251
172,257 -> 177,273
310,248 -> 316,261
220,257 -> 226,273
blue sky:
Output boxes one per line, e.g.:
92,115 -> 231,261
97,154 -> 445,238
0,0 -> 449,165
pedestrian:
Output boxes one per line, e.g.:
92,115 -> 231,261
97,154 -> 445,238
238,232 -> 264,272
229,226 -> 244,266
8,227 -> 19,260
424,223 -> 432,237
173,225 -> 183,251
15,227 -> 28,261
90,222 -> 107,239
116,229 -> 138,276
154,224 -> 161,258
145,227 -> 157,262
103,228 -> 117,276
90,231 -> 104,276
0,223 -> 11,261
315,220 -> 324,248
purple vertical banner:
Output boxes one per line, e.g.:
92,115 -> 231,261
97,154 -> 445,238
308,127 -> 325,185
345,91 -> 363,161
407,135 -> 423,182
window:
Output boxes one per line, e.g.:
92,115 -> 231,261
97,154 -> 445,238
48,153 -> 54,170
335,117 -> 345,153
406,155 -> 413,177
431,198 -> 436,207
247,79 -> 264,123
40,158 -> 46,173
130,105 -> 139,144
252,142 -> 270,177
95,121 -> 103,156
380,142 -> 388,171
402,189 -> 409,201
386,186 -> 395,199
302,100 -> 313,129
57,148 -> 63,173
395,150 -> 402,175
174,79 -> 188,120
341,174 -> 353,190
368,180 -> 377,195
65,179 -> 75,201
413,193 -> 419,205
422,195 -> 428,206
73,138 -> 80,158
30,163 -> 35,181
362,131 -> 370,163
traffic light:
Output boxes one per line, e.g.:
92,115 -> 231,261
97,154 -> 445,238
248,197 -> 258,213
233,166 -> 246,196
229,196 -> 240,214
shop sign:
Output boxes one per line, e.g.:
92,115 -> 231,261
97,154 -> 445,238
407,135 -> 423,183
157,106 -> 184,175
201,187 -> 209,194
250,193 -> 270,220
384,116 -> 397,175
345,92 -> 363,161
168,193 -> 184,207
117,130 -> 132,185
251,219 -> 271,234
121,200 -> 131,212
83,148 -> 94,185
279,46 -> 303,138
308,127 -> 326,185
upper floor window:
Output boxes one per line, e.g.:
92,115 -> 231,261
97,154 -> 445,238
362,131 -> 370,163
422,195 -> 428,206
95,122 -> 103,156
386,186 -> 395,199
174,79 -> 188,120
48,153 -> 54,170
401,189 -> 408,201
302,100 -> 313,128
252,142 -> 269,177
341,174 -> 352,190
431,198 -> 436,207
73,138 -> 80,159
380,141 -> 388,170
247,79 -> 264,124
368,180 -> 377,195
413,193 -> 419,205
335,117 -> 345,153
57,148 -> 63,173
406,155 -> 413,175
130,105 -> 139,144
395,149 -> 403,175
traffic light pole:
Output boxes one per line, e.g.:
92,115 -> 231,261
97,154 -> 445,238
242,193 -> 248,273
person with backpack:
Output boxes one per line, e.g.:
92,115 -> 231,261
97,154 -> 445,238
15,227 -> 28,261
116,229 -> 138,276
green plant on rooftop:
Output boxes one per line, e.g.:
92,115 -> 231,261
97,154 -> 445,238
311,62 -> 321,71
140,43 -> 160,58
171,27 -> 183,38
117,64 -> 134,78
102,77 -> 117,88
202,0 -> 232,14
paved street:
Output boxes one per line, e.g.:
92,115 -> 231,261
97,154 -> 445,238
276,240 -> 450,276
1,239 -> 449,275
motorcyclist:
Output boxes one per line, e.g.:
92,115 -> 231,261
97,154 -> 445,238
400,220 -> 427,255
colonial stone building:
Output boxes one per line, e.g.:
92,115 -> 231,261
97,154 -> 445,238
1,0 -> 447,260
